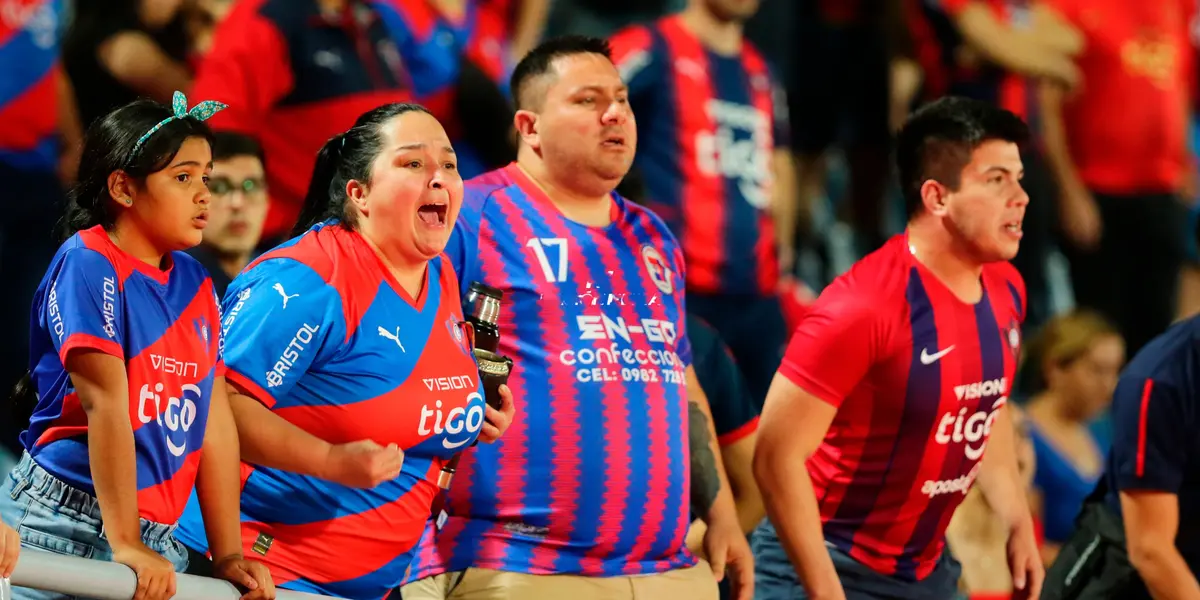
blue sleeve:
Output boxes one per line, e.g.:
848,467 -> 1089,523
219,260 -> 344,408
689,316 -> 758,445
372,0 -> 462,97
445,189 -> 487,299
1109,371 -> 1192,494
45,249 -> 125,361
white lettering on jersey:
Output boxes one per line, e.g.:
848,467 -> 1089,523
266,323 -> 320,388
101,277 -> 118,338
694,99 -> 772,209
424,375 -> 475,391
137,383 -> 200,457
150,354 -> 199,379
48,280 -> 64,341
418,393 -> 487,450
934,397 -> 1008,460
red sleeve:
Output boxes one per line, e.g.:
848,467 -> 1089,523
610,25 -> 659,96
1041,0 -> 1081,23
191,0 -> 293,135
777,285 -> 885,409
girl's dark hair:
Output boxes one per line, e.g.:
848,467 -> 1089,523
292,103 -> 433,237
61,98 -> 215,240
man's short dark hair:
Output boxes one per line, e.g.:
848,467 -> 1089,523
896,96 -> 1030,217
509,35 -> 613,111
211,131 -> 265,165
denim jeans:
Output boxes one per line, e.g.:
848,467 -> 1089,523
0,452 -> 189,599
752,520 -> 964,600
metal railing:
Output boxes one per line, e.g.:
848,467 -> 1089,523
2,550 -> 334,600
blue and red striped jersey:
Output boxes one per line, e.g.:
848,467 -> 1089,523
909,0 -> 1039,127
22,226 -> 223,524
611,16 -> 790,297
778,234 -> 1026,581
193,0 -> 457,240
0,0 -> 62,171
174,222 -> 482,600
404,163 -> 696,581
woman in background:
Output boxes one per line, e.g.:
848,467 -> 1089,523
946,405 -> 1039,600
1023,310 -> 1125,563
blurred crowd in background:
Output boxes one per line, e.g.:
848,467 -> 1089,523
0,0 -> 1196,596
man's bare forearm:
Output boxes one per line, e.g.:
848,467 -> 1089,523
1131,545 -> 1200,600
689,400 -> 722,516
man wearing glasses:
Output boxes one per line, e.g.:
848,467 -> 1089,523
190,132 -> 269,297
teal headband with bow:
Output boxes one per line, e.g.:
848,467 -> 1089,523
128,90 -> 228,163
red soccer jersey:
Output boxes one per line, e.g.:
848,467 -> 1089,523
1046,0 -> 1194,194
779,234 -> 1026,581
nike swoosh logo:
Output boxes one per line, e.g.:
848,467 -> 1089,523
442,438 -> 471,450
920,345 -> 955,365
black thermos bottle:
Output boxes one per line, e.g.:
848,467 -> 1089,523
438,282 -> 513,490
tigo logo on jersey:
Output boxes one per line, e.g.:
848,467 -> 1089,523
418,392 -> 487,450
266,323 -> 320,388
138,382 -> 200,457
935,397 -> 1007,460
641,245 -> 673,295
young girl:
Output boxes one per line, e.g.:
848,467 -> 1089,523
0,93 -> 273,600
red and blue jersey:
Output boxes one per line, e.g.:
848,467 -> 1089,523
405,163 -> 696,581
611,16 -> 790,297
22,226 -> 223,524
0,0 -> 62,171
909,0 -> 1039,126
778,234 -> 1026,581
174,222 -> 482,600
193,0 -> 455,240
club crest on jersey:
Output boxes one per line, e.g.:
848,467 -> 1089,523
445,316 -> 474,357
193,317 -> 210,345
1005,319 -> 1021,356
641,245 -> 674,295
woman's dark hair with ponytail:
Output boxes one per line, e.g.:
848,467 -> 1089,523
292,103 -> 433,237
61,98 -> 215,240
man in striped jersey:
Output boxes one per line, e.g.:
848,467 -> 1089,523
400,35 -> 752,600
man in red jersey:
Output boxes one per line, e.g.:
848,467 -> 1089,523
1039,0 -> 1196,358
752,96 -> 1042,600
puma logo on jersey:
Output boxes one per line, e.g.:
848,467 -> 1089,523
274,283 -> 299,309
378,326 -> 406,352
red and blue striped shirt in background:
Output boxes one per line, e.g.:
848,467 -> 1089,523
23,226 -> 224,524
405,163 -> 696,581
909,0 -> 1040,128
611,16 -> 790,297
0,0 -> 63,172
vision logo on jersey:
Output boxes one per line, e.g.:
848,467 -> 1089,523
418,391 -> 487,450
138,382 -> 201,457
641,245 -> 674,295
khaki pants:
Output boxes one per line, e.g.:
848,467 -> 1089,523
399,561 -> 718,600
